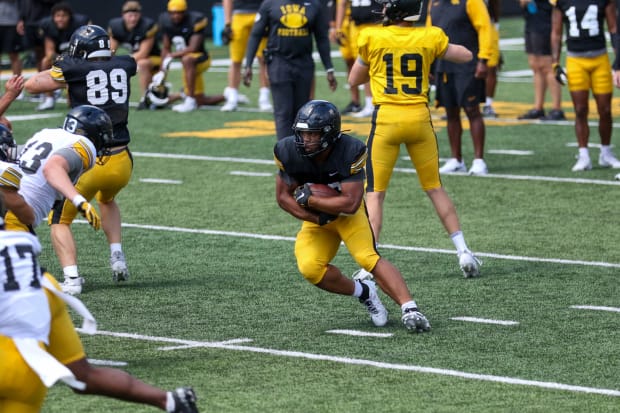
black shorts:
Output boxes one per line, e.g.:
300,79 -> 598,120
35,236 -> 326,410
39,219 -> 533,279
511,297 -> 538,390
525,30 -> 551,56
434,71 -> 485,109
0,26 -> 24,53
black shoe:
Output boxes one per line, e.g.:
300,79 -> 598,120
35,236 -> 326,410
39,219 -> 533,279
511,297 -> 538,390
171,387 -> 199,413
541,109 -> 566,121
341,101 -> 361,114
137,100 -> 148,111
518,109 -> 545,120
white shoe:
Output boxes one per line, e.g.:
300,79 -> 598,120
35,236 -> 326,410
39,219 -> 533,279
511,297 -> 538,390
110,251 -> 129,282
439,158 -> 466,173
258,99 -> 273,112
61,277 -> 84,295
359,280 -> 388,327
36,96 -> 55,111
352,105 -> 374,118
352,268 -> 373,281
172,96 -> 197,113
598,152 -> 620,168
220,100 -> 237,112
237,94 -> 250,104
458,250 -> 481,278
401,307 -> 431,332
468,158 -> 488,176
571,155 -> 592,172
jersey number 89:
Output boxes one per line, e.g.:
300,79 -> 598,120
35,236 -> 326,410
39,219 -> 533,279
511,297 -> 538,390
86,68 -> 129,105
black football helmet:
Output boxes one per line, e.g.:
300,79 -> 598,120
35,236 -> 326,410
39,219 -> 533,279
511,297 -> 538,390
68,25 -> 112,60
0,124 -> 18,162
294,100 -> 341,157
377,0 -> 424,24
63,105 -> 113,155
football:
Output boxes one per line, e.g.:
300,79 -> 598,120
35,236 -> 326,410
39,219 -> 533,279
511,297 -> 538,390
309,183 -> 339,198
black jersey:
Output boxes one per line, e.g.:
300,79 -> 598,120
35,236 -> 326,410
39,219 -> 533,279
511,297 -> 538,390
233,0 -> 262,12
108,15 -> 161,57
38,13 -> 90,54
245,0 -> 332,68
430,0 -> 484,73
523,0 -> 553,35
274,134 -> 366,186
552,0 -> 610,53
350,0 -> 382,25
158,10 -> 208,56
51,55 -> 137,146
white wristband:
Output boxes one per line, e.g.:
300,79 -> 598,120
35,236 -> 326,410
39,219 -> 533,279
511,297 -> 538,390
72,195 -> 87,208
326,68 -> 335,74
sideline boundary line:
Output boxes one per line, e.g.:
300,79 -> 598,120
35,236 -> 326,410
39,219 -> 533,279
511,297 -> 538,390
84,329 -> 620,397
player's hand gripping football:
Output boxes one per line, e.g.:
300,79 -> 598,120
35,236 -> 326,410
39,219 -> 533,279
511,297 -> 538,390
294,183 -> 312,207
73,195 -> 100,230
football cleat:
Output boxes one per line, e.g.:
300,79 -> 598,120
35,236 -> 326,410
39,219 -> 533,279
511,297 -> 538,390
359,280 -> 388,327
172,96 -> 197,113
439,158 -> 466,174
518,109 -> 545,120
571,155 -> 592,172
61,277 -> 84,295
110,251 -> 129,282
458,250 -> 481,278
482,105 -> 497,118
468,159 -> 488,176
598,152 -> 620,169
170,387 -> 199,413
352,105 -> 374,118
36,96 -> 55,111
401,307 -> 431,332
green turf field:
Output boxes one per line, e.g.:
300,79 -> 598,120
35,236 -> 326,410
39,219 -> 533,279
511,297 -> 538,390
4,16 -> 619,412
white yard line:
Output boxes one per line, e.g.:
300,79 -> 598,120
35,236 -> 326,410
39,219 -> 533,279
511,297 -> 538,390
570,305 -> 620,313
132,152 -> 620,186
79,329 -> 620,397
450,317 -> 519,326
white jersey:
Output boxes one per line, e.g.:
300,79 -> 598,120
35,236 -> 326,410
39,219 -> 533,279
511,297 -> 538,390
0,230 -> 50,343
17,128 -> 96,227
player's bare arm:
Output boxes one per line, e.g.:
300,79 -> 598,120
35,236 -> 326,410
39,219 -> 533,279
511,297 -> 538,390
443,44 -> 473,64
348,58 -> 370,88
0,189 -> 35,225
24,70 -> 64,94
275,175 -> 322,223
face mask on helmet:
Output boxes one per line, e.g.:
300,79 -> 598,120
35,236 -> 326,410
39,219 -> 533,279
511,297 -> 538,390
144,83 -> 170,109
68,25 -> 112,60
0,124 -> 18,162
293,100 -> 342,158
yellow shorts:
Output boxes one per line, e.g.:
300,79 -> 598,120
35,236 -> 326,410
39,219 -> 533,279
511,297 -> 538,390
566,54 -> 612,95
230,13 -> 267,63
45,273 -> 86,366
48,148 -> 133,225
338,16 -> 356,61
294,201 -> 380,284
182,53 -> 211,95
0,336 -> 47,413
366,103 -> 441,192
3,210 -> 29,231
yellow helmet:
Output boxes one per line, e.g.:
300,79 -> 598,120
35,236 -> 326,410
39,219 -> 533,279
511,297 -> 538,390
167,0 -> 187,12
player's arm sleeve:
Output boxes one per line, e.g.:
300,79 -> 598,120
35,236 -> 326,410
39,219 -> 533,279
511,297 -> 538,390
467,0 -> 493,60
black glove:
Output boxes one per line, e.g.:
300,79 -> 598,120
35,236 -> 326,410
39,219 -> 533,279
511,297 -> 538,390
318,212 -> 337,226
294,183 -> 312,207
553,63 -> 567,85
222,24 -> 232,45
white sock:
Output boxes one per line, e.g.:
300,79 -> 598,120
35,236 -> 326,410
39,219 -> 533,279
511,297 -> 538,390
364,96 -> 373,108
485,97 -> 493,106
450,230 -> 468,254
110,243 -> 122,255
352,280 -> 363,298
600,145 -> 612,157
578,147 -> 590,159
63,265 -> 79,279
165,391 -> 175,412
259,87 -> 270,100
401,301 -> 418,312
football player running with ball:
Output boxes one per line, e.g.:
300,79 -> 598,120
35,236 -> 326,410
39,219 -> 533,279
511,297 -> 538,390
274,100 -> 430,333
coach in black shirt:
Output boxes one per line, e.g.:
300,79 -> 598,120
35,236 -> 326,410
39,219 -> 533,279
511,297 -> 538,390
243,0 -> 337,140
